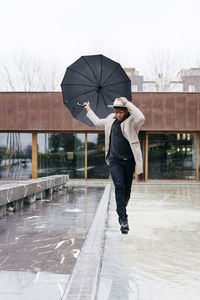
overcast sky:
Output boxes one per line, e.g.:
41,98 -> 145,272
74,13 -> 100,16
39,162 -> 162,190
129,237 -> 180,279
1,0 -> 200,75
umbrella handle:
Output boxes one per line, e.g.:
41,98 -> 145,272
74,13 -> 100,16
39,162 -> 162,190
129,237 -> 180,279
77,102 -> 85,107
77,102 -> 90,107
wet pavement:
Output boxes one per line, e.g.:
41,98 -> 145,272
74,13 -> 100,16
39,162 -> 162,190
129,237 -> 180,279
96,183 -> 200,300
62,184 -> 111,300
0,185 -> 104,299
1,181 -> 200,300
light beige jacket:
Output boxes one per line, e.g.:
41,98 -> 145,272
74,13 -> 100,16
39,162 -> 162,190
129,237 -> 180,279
86,101 -> 145,174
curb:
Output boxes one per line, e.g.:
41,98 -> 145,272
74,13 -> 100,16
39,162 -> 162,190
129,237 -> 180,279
62,184 -> 111,300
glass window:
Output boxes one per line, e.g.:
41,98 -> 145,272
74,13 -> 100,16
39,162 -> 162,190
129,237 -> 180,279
131,85 -> 138,92
0,133 -> 32,179
188,85 -> 195,92
37,133 -> 85,179
143,82 -> 156,92
148,133 -> 197,180
169,82 -> 183,92
87,133 -> 109,179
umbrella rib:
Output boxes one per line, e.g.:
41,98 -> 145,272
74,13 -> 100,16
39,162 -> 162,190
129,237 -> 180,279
68,67 -> 97,85
69,88 -> 97,102
100,55 -> 103,85
101,64 -> 120,86
93,92 -> 99,113
101,92 -> 109,108
104,80 -> 130,88
102,89 -> 117,104
62,83 -> 96,87
82,56 -> 99,84
103,87 -> 127,95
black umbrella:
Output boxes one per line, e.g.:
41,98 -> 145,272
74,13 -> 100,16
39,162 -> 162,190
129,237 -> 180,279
61,54 -> 132,126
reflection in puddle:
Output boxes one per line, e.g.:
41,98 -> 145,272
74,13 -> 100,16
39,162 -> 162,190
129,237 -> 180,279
64,208 -> 82,213
97,184 -> 200,300
0,185 -> 104,299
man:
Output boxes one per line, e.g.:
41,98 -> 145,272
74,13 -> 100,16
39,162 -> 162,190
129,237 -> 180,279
84,97 -> 145,234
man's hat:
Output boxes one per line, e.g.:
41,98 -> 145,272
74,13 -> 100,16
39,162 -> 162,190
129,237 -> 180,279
107,97 -> 127,108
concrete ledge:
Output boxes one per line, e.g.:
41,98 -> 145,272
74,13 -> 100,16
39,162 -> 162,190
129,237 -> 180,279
0,175 -> 69,217
62,183 -> 111,300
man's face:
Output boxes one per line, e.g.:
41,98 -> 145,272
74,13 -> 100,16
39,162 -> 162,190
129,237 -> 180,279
114,108 -> 128,121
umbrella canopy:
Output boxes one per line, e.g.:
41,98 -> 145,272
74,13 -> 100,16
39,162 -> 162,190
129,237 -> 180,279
61,54 -> 132,126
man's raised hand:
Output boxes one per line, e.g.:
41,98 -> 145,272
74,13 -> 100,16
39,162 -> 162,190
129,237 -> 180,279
83,101 -> 91,112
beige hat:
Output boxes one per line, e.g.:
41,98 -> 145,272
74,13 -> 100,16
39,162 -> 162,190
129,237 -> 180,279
107,97 -> 127,108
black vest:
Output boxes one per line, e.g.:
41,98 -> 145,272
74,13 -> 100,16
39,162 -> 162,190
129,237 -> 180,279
109,115 -> 134,160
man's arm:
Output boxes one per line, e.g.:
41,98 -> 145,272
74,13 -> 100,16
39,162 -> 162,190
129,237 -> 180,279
120,98 -> 145,132
84,102 -> 105,129
119,97 -> 145,178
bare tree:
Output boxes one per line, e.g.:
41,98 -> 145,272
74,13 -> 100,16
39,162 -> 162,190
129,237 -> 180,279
39,60 -> 63,91
144,50 -> 181,91
0,63 -> 16,91
0,53 -> 64,168
0,52 -> 63,91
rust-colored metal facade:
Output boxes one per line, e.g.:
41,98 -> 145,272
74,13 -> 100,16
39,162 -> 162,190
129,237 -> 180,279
0,92 -> 199,132
133,93 -> 200,132
0,92 -> 199,181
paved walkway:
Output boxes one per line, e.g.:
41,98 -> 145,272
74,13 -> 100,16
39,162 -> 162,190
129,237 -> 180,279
1,181 -> 200,299
0,184 -> 105,300
96,183 -> 200,300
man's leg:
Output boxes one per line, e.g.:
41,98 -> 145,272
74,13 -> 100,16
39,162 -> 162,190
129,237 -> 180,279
109,159 -> 127,222
124,160 -> 135,207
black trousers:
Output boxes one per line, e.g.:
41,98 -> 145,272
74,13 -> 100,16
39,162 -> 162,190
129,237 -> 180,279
109,158 -> 135,222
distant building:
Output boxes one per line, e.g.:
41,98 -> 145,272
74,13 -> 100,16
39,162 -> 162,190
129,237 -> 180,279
142,81 -> 156,92
124,68 -> 144,92
169,81 -> 184,92
179,68 -> 200,92
125,67 -> 200,92
124,68 -> 156,92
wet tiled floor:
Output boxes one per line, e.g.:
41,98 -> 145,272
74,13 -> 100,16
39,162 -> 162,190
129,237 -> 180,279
1,182 -> 200,300
0,185 -> 104,299
97,184 -> 200,300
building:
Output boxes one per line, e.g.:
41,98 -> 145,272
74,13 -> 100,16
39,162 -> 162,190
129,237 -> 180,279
124,68 -> 156,92
125,67 -> 200,92
124,68 -> 144,92
0,92 -> 200,181
179,68 -> 200,92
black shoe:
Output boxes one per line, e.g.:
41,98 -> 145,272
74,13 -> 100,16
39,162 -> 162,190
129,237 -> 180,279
6,201 -> 16,212
119,219 -> 129,234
